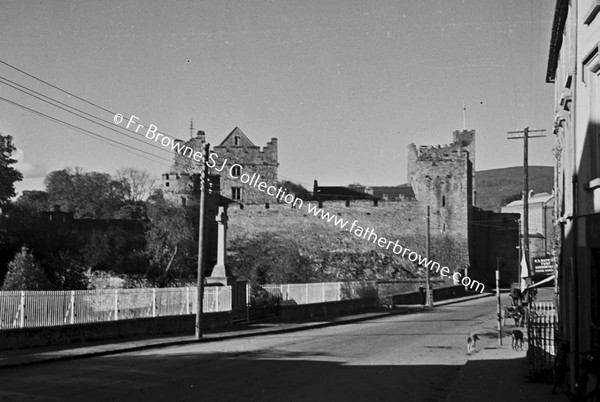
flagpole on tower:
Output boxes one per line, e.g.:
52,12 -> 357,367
462,102 -> 466,130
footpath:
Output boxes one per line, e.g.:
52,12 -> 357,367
0,292 -> 489,369
444,288 -> 567,402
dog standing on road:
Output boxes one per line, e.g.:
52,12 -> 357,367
467,333 -> 480,354
512,330 -> 524,351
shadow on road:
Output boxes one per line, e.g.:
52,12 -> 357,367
0,347 -> 556,402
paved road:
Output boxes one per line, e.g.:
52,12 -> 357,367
0,297 -> 502,401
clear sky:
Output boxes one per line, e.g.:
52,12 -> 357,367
0,0 -> 556,195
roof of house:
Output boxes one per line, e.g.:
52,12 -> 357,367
314,186 -> 376,201
216,127 -> 257,148
504,192 -> 554,208
370,184 -> 415,200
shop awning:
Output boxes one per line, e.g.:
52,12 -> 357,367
524,275 -> 556,291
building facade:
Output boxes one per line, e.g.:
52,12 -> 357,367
546,0 -> 600,388
501,191 -> 555,269
162,127 -> 278,205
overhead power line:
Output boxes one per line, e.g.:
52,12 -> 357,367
0,96 -> 172,167
0,76 -> 174,157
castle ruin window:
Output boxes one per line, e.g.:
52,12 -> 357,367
234,136 -> 241,146
232,187 -> 242,200
442,195 -> 446,207
232,165 -> 241,176
165,182 -> 170,187
181,197 -> 186,207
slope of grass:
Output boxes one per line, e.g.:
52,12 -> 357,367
475,166 -> 553,212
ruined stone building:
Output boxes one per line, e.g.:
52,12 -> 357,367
162,127 -> 278,206
160,126 -> 278,275
312,130 -> 518,286
407,130 -> 475,240
407,130 -> 519,286
212,127 -> 278,204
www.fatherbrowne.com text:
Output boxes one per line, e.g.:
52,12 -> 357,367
115,113 -> 485,293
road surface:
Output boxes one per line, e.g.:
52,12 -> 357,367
0,297 -> 502,401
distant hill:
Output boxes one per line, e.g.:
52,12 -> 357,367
475,166 -> 554,212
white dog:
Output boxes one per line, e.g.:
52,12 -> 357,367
467,333 -> 480,354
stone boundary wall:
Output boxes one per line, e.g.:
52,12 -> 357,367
276,297 -> 379,321
0,299 -> 376,351
389,285 -> 483,305
0,312 -> 232,351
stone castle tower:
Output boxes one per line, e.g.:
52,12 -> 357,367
162,127 -> 278,205
407,130 -> 476,240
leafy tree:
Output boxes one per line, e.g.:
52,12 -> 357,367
145,202 -> 196,285
81,227 -> 146,273
115,167 -> 156,203
42,250 -> 89,290
15,190 -> 50,211
2,246 -> 51,290
0,134 -> 23,209
44,167 -> 127,218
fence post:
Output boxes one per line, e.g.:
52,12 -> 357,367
216,287 -> 220,312
246,282 -> 250,322
114,289 -> 119,321
70,290 -> 75,324
152,288 -> 157,317
19,291 -> 25,328
305,284 -> 309,304
186,287 -> 190,315
322,282 -> 326,303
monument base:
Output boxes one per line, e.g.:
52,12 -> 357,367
206,276 -> 237,286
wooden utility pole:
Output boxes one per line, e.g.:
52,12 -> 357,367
496,257 -> 502,345
426,206 -> 433,307
195,143 -> 210,340
517,218 -> 522,284
507,127 -> 546,281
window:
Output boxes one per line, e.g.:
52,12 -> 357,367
442,195 -> 446,207
232,165 -> 241,176
234,136 -> 241,146
232,187 -> 242,200
584,45 -> 600,179
181,197 -> 186,207
165,182 -> 170,187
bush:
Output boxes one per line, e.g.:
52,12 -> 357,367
249,285 -> 281,308
2,246 -> 52,290
42,250 -> 90,290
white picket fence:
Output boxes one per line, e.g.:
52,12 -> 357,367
0,286 -> 231,330
0,280 -> 432,330
260,280 -> 431,305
